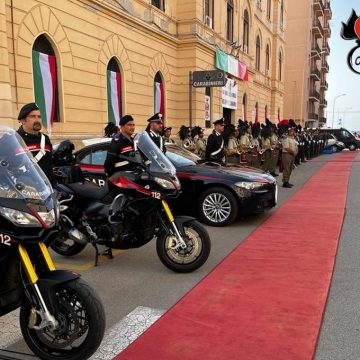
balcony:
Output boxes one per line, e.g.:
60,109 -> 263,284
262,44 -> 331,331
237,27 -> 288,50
320,99 -> 328,107
310,66 -> 321,80
309,90 -> 320,102
313,0 -> 324,14
323,42 -> 330,54
323,22 -> 331,38
322,61 -> 329,73
308,112 -> 319,121
311,42 -> 322,59
320,80 -> 328,89
312,19 -> 323,38
324,1 -> 332,19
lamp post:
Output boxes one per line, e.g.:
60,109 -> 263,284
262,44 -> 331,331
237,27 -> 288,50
300,50 -> 326,124
331,94 -> 346,128
343,107 -> 352,128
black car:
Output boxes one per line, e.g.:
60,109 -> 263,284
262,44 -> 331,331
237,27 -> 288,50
318,128 -> 360,151
71,140 -> 277,227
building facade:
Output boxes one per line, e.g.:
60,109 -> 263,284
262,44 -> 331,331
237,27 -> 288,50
283,0 -> 331,128
1,0 -> 286,137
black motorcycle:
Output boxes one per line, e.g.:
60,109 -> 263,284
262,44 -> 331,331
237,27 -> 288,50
51,131 -> 211,272
0,127 -> 105,360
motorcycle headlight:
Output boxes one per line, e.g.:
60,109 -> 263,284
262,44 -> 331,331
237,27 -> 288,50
0,206 -> 41,227
235,181 -> 265,190
154,177 -> 176,189
38,209 -> 56,227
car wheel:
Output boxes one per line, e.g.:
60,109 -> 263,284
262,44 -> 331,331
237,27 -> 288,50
198,187 -> 238,227
349,144 -> 356,151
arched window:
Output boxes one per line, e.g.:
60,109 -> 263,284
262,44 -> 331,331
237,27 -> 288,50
227,0 -> 234,41
154,71 -> 165,120
242,93 -> 247,121
243,10 -> 249,53
267,0 -> 271,19
278,49 -> 283,81
32,34 -> 60,130
265,44 -> 270,75
280,0 -> 284,29
107,57 -> 122,126
255,36 -> 261,71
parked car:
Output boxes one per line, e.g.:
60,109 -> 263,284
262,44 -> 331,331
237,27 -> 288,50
324,134 -> 346,152
70,140 -> 277,227
318,128 -> 360,151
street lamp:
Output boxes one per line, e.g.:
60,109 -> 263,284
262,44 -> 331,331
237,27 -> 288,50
331,94 -> 346,128
300,50 -> 326,124
343,107 -> 352,128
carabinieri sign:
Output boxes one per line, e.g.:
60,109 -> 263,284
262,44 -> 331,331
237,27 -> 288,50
192,70 -> 226,87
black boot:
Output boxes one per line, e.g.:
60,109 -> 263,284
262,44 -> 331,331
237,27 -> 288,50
283,182 -> 292,188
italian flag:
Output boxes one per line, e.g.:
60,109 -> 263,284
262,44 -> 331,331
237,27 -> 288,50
32,50 -> 56,134
154,81 -> 165,120
216,49 -> 249,81
107,70 -> 122,126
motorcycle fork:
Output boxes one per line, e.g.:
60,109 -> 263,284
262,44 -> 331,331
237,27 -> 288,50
18,243 -> 58,330
161,200 -> 187,250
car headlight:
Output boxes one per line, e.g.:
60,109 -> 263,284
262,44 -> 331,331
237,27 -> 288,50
154,177 -> 176,189
235,181 -> 265,190
38,209 -> 56,227
0,206 -> 41,227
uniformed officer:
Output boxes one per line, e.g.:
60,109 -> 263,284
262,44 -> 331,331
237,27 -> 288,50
240,123 -> 252,166
104,115 -> 136,176
17,102 -> 54,184
205,118 -> 225,164
261,125 -> 272,173
163,127 -> 175,144
146,113 -> 166,153
195,128 -> 207,159
281,126 -> 298,188
225,126 -> 240,165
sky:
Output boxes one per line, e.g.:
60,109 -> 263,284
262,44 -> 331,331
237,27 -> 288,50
326,0 -> 360,130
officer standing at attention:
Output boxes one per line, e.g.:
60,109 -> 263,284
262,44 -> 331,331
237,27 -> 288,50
146,113 -> 166,153
163,127 -> 175,144
104,115 -> 136,177
281,126 -> 298,188
205,118 -> 226,164
17,102 -> 54,184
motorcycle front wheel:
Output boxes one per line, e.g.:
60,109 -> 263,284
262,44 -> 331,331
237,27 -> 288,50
156,219 -> 211,273
20,278 -> 105,360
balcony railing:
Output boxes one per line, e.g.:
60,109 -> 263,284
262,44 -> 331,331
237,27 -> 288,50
313,0 -> 324,14
324,1 -> 332,18
323,42 -> 330,54
322,61 -> 329,72
320,98 -> 328,107
309,90 -> 320,101
310,66 -> 321,80
320,80 -> 328,89
312,19 -> 323,38
311,42 -> 322,57
319,117 -> 327,123
308,112 -> 319,120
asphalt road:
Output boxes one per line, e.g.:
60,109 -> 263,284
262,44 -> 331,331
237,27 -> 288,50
3,153 -> 357,359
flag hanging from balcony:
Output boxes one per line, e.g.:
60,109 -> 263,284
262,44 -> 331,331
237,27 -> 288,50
154,81 -> 165,121
107,70 -> 122,126
32,50 -> 56,134
215,49 -> 249,81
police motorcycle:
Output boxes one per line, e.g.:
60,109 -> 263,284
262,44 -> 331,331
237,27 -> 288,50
51,131 -> 211,272
0,126 -> 105,360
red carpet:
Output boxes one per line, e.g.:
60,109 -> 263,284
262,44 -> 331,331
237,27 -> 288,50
114,152 -> 357,360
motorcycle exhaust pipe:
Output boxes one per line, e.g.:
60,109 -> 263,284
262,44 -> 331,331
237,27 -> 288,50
68,228 -> 88,245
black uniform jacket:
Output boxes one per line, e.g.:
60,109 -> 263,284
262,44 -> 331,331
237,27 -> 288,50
205,130 -> 225,164
146,129 -> 166,153
104,132 -> 135,176
17,126 -> 54,184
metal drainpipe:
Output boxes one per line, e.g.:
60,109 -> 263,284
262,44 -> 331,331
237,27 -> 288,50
10,0 -> 19,108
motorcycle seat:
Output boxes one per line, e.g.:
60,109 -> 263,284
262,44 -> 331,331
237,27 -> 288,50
68,181 -> 109,200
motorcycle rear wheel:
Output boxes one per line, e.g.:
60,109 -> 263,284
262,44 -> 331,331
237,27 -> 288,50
20,278 -> 105,360
156,219 -> 210,273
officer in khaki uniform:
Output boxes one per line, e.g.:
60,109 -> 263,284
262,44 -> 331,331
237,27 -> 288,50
195,129 -> 206,159
261,126 -> 272,173
240,125 -> 252,166
281,126 -> 298,188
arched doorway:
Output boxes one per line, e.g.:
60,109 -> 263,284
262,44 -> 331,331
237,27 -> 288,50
107,57 -> 122,126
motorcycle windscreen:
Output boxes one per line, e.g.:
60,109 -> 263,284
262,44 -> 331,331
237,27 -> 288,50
0,126 -> 52,201
134,131 -> 177,176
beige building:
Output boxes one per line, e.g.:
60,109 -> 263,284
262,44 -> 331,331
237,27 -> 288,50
283,0 -> 331,128
1,0 -> 287,138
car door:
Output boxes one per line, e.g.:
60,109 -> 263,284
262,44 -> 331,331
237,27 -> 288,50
77,146 -> 107,187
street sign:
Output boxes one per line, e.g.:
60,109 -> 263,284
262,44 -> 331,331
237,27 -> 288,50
192,70 -> 226,88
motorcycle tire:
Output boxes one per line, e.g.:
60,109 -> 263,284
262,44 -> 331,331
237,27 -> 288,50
51,239 -> 87,257
20,278 -> 105,360
156,219 -> 211,273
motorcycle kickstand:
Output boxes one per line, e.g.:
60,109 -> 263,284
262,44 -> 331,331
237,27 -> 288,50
92,243 -> 100,267
103,247 -> 113,259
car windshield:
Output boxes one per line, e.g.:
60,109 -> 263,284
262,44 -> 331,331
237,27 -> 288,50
0,126 -> 52,201
134,131 -> 176,176
165,145 -> 200,167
